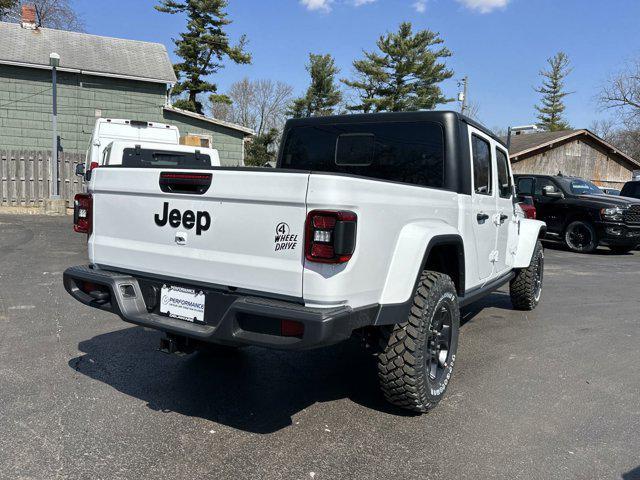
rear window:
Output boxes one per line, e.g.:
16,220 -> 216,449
621,182 -> 640,197
280,121 -> 445,188
121,148 -> 211,169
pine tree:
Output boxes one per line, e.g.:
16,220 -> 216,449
343,22 -> 454,112
534,52 -> 572,131
0,0 -> 17,20
289,54 -> 342,118
244,128 -> 279,166
156,0 -> 251,114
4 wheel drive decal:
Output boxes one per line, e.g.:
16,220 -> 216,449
154,202 -> 211,235
274,222 -> 298,251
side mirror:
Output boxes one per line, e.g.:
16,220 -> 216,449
542,185 -> 564,199
75,163 -> 85,177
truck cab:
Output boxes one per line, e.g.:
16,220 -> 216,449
515,173 -> 640,253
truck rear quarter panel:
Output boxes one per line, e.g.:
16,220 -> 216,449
303,174 -> 459,309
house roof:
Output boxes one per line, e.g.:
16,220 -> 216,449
163,106 -> 254,136
0,21 -> 177,84
505,129 -> 640,169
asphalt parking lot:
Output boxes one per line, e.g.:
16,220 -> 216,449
0,214 -> 639,480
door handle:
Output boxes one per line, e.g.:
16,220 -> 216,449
500,214 -> 509,224
477,213 -> 489,223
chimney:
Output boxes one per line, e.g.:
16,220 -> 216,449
21,5 -> 38,29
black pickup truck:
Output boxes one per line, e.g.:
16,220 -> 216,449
514,174 -> 640,253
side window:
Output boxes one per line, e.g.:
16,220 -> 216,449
534,178 -> 557,196
335,134 -> 374,166
472,134 -> 492,195
517,177 -> 534,196
495,148 -> 512,198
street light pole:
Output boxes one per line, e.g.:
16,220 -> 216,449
49,52 -> 60,199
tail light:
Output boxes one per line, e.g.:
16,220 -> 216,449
305,210 -> 357,264
89,161 -> 99,171
73,193 -> 92,234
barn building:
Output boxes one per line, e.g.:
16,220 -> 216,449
507,129 -> 640,189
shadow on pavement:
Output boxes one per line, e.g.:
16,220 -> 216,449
542,240 -> 637,255
623,466 -> 640,480
69,326 -> 415,434
460,291 -> 513,326
69,292 -> 516,434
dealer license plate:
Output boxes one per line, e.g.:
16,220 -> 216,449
160,285 -> 206,323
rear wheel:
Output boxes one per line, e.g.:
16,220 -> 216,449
609,245 -> 634,255
564,220 -> 598,253
377,271 -> 460,413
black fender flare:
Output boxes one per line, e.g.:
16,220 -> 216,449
374,234 -> 465,326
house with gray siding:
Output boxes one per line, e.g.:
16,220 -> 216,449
0,18 -> 252,167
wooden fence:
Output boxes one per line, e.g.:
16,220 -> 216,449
0,150 -> 85,208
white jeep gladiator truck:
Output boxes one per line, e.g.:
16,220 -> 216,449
64,111 -> 546,413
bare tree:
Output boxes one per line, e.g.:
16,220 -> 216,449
210,78 -> 293,136
254,79 -> 293,136
227,78 -> 257,130
599,57 -> 640,122
465,100 -> 481,122
7,0 -> 84,31
597,57 -> 640,160
591,118 -> 640,161
589,119 -> 617,141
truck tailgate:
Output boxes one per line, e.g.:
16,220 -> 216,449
89,168 -> 309,299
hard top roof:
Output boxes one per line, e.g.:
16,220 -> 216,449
284,110 -> 506,147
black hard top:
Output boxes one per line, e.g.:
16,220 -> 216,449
284,110 -> 507,148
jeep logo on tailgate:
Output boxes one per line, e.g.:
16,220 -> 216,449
154,202 -> 211,235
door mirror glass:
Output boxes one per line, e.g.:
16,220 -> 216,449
75,163 -> 85,177
542,185 -> 564,198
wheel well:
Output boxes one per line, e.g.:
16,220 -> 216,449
424,243 -> 464,296
563,214 -> 594,231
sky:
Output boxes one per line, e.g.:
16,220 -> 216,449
77,0 -> 640,130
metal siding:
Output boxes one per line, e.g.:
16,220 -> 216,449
0,65 -> 245,165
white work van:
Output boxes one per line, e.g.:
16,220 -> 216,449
84,119 -> 180,171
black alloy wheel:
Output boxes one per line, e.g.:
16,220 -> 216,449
565,221 -> 598,253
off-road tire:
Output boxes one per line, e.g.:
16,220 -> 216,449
564,220 -> 598,253
510,240 -> 544,310
377,271 -> 460,413
609,245 -> 634,255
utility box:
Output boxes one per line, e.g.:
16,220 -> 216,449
180,135 -> 211,148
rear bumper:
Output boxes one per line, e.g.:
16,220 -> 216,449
63,265 -> 377,350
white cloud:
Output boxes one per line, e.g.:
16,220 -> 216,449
413,0 -> 427,13
353,0 -> 376,5
456,0 -> 510,13
300,0 -> 333,12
